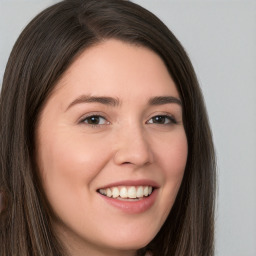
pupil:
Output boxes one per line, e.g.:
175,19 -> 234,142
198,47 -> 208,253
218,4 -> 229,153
88,116 -> 99,124
154,116 -> 165,124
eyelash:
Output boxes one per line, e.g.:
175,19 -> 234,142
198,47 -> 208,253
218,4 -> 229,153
79,114 -> 109,127
79,114 -> 177,127
147,115 -> 177,125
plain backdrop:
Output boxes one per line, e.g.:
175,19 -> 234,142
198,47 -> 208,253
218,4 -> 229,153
0,1 -> 256,255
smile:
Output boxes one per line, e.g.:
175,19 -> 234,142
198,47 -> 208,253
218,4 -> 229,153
98,186 -> 153,199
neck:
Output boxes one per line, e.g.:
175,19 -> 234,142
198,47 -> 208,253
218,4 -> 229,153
54,223 -> 137,256
65,242 -> 137,256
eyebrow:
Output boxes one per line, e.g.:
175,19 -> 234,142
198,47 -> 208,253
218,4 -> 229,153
66,95 -> 121,110
66,95 -> 182,111
148,96 -> 182,106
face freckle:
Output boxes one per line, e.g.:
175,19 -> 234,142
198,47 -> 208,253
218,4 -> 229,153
36,39 -> 188,256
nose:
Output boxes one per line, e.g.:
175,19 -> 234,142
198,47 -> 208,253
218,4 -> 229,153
113,124 -> 153,167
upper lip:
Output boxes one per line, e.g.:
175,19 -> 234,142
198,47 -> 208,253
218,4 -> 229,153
97,179 -> 160,190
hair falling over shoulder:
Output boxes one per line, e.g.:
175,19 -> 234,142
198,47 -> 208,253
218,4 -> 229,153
0,0 -> 216,255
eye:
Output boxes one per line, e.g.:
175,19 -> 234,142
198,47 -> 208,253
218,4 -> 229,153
147,115 -> 177,125
80,115 -> 109,126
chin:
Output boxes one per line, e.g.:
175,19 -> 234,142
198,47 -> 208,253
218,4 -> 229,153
104,231 -> 154,251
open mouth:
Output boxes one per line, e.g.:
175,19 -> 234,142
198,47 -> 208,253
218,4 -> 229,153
97,186 -> 154,200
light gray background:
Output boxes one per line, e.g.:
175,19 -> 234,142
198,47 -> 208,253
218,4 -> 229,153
0,0 -> 255,255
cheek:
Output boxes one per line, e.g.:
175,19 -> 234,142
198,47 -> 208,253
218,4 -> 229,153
154,130 -> 187,219
39,129 -> 109,177
158,130 -> 188,177
36,130 -> 112,212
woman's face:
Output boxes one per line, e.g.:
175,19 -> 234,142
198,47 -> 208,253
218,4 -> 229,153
36,39 -> 187,256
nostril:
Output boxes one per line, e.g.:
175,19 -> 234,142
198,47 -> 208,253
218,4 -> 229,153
113,144 -> 153,167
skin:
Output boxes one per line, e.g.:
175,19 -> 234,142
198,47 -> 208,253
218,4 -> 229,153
36,39 -> 188,256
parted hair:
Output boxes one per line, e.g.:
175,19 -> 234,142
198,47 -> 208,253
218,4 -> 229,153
0,0 -> 216,255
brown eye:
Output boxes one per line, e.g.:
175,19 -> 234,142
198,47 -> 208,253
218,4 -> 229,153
147,115 -> 177,125
81,115 -> 108,125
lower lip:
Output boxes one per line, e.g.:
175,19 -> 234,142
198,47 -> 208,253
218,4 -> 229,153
98,189 -> 158,214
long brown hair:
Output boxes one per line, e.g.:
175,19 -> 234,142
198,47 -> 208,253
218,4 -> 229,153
0,0 -> 216,255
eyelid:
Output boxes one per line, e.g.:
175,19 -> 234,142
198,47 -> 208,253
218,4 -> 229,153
146,114 -> 178,125
78,112 -> 110,126
77,112 -> 179,127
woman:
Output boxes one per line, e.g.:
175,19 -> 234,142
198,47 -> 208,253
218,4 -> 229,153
0,0 -> 216,255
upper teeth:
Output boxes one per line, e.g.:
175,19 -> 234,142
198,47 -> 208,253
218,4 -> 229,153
98,186 -> 153,199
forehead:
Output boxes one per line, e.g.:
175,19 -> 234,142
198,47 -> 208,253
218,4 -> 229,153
51,39 -> 179,104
